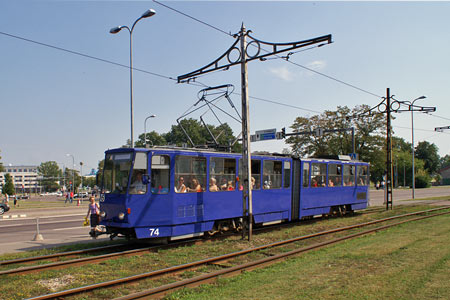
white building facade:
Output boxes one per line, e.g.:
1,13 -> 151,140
0,165 -> 42,194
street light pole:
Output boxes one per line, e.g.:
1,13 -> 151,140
80,162 -> 83,190
409,96 -> 426,200
66,154 -> 75,196
144,114 -> 156,148
110,9 -> 156,148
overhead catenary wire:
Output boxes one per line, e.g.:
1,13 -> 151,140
0,30 -> 323,115
154,0 -> 449,127
153,0 -> 384,100
1,11 -> 445,123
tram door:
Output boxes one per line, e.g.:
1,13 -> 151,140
291,158 -> 301,221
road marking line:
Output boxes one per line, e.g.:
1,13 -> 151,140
53,226 -> 87,231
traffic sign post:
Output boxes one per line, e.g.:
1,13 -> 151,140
252,128 -> 277,142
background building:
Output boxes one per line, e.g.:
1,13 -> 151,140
0,165 -> 42,194
439,166 -> 450,185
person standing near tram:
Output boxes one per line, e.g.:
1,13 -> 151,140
86,196 -> 100,237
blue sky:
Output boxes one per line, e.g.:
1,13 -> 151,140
1,0 -> 450,174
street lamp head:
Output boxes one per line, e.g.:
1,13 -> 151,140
109,26 -> 123,34
141,9 -> 156,18
150,114 -> 156,118
417,96 -> 426,100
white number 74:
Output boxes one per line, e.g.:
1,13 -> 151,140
149,228 -> 160,236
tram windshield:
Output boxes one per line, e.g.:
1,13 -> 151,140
102,152 -> 133,194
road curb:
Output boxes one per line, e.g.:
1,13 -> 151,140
1,214 -> 27,219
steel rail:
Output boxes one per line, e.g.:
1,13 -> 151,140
0,243 -> 130,266
25,206 -> 450,300
4,202 -> 447,275
115,210 -> 450,300
0,240 -> 199,275
0,206 -> 365,274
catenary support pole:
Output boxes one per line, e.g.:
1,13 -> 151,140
240,24 -> 252,241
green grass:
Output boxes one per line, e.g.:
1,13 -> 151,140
0,205 -> 449,299
167,213 -> 450,300
6,198 -> 89,210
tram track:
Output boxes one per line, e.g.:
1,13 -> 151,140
24,206 -> 450,300
1,202 -> 446,276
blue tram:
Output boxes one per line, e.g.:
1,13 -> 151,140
99,147 -> 369,240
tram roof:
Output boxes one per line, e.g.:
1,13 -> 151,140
105,146 -> 367,163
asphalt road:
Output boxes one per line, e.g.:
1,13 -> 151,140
0,187 -> 449,255
0,207 -> 108,255
369,186 -> 450,206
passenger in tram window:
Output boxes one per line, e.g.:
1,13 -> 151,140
311,178 -> 318,188
188,178 -> 202,192
220,178 -> 228,191
227,181 -> 235,191
328,179 -> 334,187
130,172 -> 146,194
209,177 -> 219,192
251,177 -> 256,189
175,177 -> 186,193
263,180 -> 270,189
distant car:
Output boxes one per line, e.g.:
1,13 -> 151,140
0,202 -> 10,215
74,192 -> 88,198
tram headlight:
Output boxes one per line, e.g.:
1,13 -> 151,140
118,212 -> 125,220
100,211 -> 106,218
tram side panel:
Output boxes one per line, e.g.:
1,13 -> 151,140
298,160 -> 369,218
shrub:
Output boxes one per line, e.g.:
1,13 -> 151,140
415,169 -> 431,188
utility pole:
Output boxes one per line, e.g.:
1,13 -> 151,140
178,25 -> 332,241
239,24 -> 252,240
386,88 -> 393,210
348,89 -> 435,210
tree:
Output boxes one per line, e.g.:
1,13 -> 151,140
38,161 -> 61,192
83,176 -> 96,188
439,154 -> 450,170
0,149 -> 4,172
132,118 -> 241,152
135,131 -> 167,148
64,168 -> 80,192
286,105 -> 386,182
2,173 -> 15,195
415,141 -> 440,175
415,168 -> 431,188
394,149 -> 426,187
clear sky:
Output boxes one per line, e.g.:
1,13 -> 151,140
1,0 -> 450,174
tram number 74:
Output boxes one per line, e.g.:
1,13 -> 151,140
149,228 -> 160,237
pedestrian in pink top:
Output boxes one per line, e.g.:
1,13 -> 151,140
86,196 -> 100,238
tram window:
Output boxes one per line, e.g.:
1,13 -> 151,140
311,163 -> 326,188
263,160 -> 282,189
151,155 -> 170,194
175,156 -> 206,193
129,152 -> 148,194
328,164 -> 342,187
357,165 -> 369,186
343,164 -> 355,186
210,157 -> 236,192
103,153 -> 133,194
284,161 -> 291,188
302,162 -> 310,187
239,159 -> 261,190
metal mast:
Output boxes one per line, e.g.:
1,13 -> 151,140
178,25 -> 332,240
